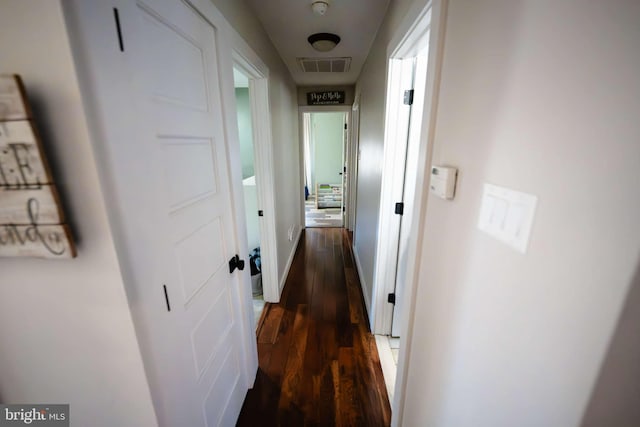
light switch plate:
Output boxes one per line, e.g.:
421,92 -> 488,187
477,183 -> 537,253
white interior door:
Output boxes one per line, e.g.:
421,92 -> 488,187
380,57 -> 415,338
66,0 -> 254,425
391,52 -> 429,337
131,2 -> 249,425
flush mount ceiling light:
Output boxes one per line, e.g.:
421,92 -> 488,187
308,33 -> 341,52
311,1 -> 329,16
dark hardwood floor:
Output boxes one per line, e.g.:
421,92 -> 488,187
237,228 -> 391,426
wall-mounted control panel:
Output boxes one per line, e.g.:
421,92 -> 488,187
430,166 -> 458,199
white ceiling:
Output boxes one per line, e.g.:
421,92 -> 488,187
246,0 -> 390,86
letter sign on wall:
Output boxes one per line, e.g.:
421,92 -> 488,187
0,75 -> 76,258
306,90 -> 345,105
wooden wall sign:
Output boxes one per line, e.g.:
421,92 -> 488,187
0,74 -> 76,258
306,90 -> 345,105
0,75 -> 31,120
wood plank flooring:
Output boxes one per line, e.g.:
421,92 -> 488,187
237,228 -> 391,426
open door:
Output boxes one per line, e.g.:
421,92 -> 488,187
391,53 -> 429,337
342,113 -> 349,227
374,56 -> 420,338
66,0 -> 256,425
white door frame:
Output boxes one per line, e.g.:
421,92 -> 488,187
342,113 -> 350,228
298,105 -> 352,228
231,46 -> 279,304
348,96 -> 361,233
370,0 -> 449,425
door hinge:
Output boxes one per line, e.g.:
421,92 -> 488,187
229,254 -> 245,274
258,210 -> 264,217
403,89 -> 414,105
388,293 -> 396,304
395,202 -> 404,215
344,123 -> 348,130
113,8 -> 125,52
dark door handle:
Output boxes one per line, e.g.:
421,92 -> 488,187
163,284 -> 171,312
229,255 -> 245,274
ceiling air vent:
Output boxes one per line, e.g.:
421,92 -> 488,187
297,57 -> 351,73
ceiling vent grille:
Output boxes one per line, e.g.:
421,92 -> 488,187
297,57 -> 351,73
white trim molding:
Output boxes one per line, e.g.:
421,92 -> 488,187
348,97 -> 360,232
352,241 -> 371,316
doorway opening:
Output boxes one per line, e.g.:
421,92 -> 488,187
302,111 -> 348,228
233,67 -> 266,328
231,47 -> 280,311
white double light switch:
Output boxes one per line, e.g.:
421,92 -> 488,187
477,183 -> 538,254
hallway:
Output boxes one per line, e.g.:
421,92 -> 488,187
236,228 -> 391,426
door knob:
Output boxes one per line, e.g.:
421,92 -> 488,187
229,255 -> 245,274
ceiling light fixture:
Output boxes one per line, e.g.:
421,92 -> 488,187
311,1 -> 329,16
308,33 -> 341,52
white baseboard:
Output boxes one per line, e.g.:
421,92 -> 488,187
375,334 -> 397,403
279,226 -> 303,296
351,242 -> 371,318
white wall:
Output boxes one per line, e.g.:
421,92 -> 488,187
211,0 -> 303,287
581,265 -> 640,427
0,2 -> 157,426
243,178 -> 261,251
394,0 -> 640,426
235,87 -> 255,179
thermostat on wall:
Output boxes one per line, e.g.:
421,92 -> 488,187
430,166 -> 458,199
